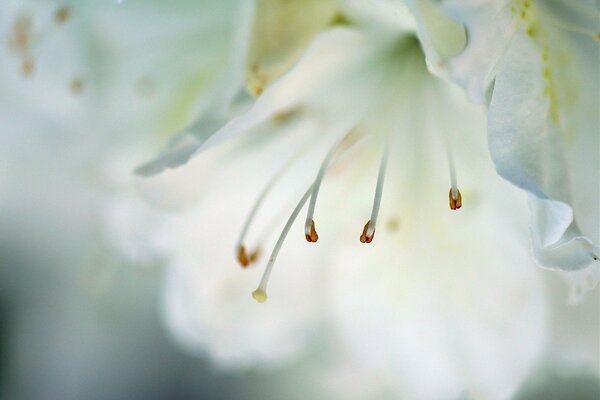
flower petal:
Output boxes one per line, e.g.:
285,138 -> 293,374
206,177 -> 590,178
408,0 -> 516,102
138,27 -> 393,177
488,31 -> 597,270
415,0 -> 467,59
245,0 -> 338,95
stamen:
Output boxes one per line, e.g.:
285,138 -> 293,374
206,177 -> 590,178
360,144 -> 390,243
252,186 -> 313,303
360,220 -> 373,243
445,132 -> 462,210
236,245 -> 261,267
304,144 -> 339,242
235,151 -> 303,267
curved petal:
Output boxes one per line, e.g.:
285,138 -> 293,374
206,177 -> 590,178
135,0 -> 254,176
406,0 -> 516,102
408,0 -> 467,59
138,27 -> 392,177
488,31 -> 597,270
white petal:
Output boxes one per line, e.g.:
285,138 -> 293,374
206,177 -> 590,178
409,0 -> 516,102
339,0 -> 417,31
140,27 -> 394,178
414,0 -> 467,59
245,0 -> 338,95
488,31 -> 597,271
529,196 -> 596,271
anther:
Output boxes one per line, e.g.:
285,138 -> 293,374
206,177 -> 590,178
253,186 -> 313,303
305,142 -> 341,243
236,244 -> 261,268
443,130 -> 462,211
449,188 -> 462,210
237,245 -> 250,268
305,219 -> 319,242
360,142 -> 390,243
235,150 -> 305,266
360,220 -> 374,243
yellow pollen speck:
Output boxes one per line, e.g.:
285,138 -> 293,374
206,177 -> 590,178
8,12 -> 33,53
55,6 -> 71,25
246,65 -> 265,97
386,218 -> 400,233
70,78 -> 84,95
252,288 -> 268,303
543,67 -> 550,79
596,33 -> 600,42
21,58 -> 34,77
272,108 -> 298,124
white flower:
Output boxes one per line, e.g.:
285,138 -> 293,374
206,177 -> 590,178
406,0 -> 600,295
139,3 -> 549,396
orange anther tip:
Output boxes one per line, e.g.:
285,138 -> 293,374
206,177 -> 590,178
449,188 -> 462,210
305,220 -> 319,243
237,246 -> 250,268
360,221 -> 374,244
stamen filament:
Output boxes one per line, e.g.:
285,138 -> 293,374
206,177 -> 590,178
361,143 -> 390,243
235,150 -> 303,267
252,186 -> 313,303
304,145 -> 340,242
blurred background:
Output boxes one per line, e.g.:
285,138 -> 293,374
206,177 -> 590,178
0,1 -> 598,399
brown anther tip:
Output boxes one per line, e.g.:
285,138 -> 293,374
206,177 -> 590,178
55,6 -> 71,25
360,221 -> 374,244
237,246 -> 250,268
305,220 -> 319,243
449,188 -> 462,210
